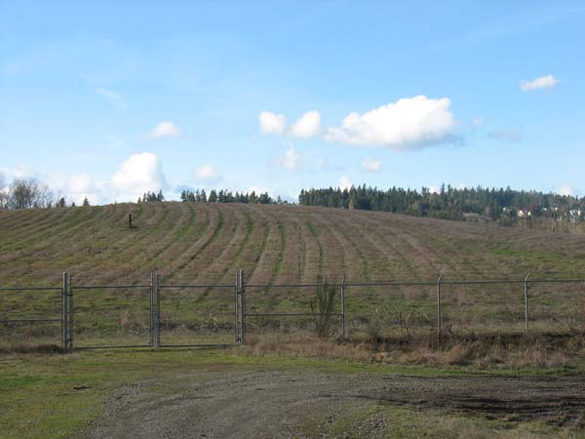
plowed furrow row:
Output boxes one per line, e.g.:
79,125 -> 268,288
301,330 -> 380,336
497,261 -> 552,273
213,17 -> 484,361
0,207 -> 66,244
0,206 -> 107,277
246,206 -> 281,285
335,211 -> 418,280
164,205 -> 215,281
306,213 -> 346,281
73,203 -> 171,285
45,205 -> 131,279
304,220 -> 324,284
212,205 -> 256,286
317,211 -> 368,281
143,203 -> 198,269
192,204 -> 248,285
272,212 -> 303,284
171,204 -> 228,281
0,206 -> 87,254
215,204 -> 264,283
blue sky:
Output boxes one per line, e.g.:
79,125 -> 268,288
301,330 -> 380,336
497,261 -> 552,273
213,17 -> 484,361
1,0 -> 584,204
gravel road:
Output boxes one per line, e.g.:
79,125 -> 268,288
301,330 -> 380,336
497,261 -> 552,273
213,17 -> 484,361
81,370 -> 585,438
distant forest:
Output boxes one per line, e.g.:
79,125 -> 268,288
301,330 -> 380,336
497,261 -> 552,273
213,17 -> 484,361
179,189 -> 277,205
298,185 -> 585,227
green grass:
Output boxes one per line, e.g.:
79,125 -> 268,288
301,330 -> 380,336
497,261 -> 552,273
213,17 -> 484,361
319,403 -> 580,439
1,349 -> 583,439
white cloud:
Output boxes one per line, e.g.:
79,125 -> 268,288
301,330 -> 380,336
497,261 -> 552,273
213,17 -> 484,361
276,146 -> 302,171
557,186 -> 574,196
361,157 -> 381,173
338,176 -> 354,191
67,173 -> 95,193
472,117 -> 484,127
248,186 -> 274,197
259,111 -> 286,135
291,110 -> 321,138
147,121 -> 182,139
325,95 -> 456,150
520,74 -> 560,91
488,129 -> 523,142
96,88 -> 128,109
194,164 -> 221,183
111,152 -> 168,201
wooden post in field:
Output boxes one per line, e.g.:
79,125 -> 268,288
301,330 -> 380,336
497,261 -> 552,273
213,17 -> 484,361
523,272 -> 531,334
437,273 -> 443,338
128,214 -> 133,228
62,272 -> 68,350
340,275 -> 346,340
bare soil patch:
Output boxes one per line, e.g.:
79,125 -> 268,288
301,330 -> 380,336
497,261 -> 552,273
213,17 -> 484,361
81,370 -> 585,438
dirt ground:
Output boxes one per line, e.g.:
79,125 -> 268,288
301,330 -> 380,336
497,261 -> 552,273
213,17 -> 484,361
80,370 -> 585,439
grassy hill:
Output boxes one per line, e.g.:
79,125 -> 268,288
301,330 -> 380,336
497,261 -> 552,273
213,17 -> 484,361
2,202 -> 585,345
2,201 -> 585,286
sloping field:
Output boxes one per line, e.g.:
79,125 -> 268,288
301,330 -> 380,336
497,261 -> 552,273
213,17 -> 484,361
2,202 -> 585,285
2,202 -> 585,344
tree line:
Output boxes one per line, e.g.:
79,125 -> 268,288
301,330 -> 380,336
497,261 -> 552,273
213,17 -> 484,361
179,189 -> 280,205
298,184 -> 585,224
0,175 -> 89,209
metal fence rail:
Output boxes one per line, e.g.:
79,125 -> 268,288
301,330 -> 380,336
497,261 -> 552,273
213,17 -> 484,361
2,270 -> 585,351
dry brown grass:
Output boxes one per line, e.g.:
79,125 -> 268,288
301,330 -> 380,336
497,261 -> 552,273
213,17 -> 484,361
240,329 -> 585,369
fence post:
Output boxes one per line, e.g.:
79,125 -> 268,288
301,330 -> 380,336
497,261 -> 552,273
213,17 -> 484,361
68,274 -> 74,350
523,272 -> 531,334
240,269 -> 246,344
340,275 -> 346,340
437,273 -> 443,338
155,273 -> 161,348
149,272 -> 154,347
235,271 -> 240,345
62,272 -> 68,350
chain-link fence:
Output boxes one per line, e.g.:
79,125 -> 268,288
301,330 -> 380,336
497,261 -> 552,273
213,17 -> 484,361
1,271 -> 585,350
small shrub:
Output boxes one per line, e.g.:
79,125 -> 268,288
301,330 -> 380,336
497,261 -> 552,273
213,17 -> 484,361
311,281 -> 338,337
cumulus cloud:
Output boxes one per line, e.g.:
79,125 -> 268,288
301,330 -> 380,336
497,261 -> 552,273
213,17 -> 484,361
147,121 -> 182,139
65,173 -> 105,205
361,157 -> 381,173
291,110 -> 321,138
194,164 -> 221,183
259,111 -> 286,135
520,74 -> 560,91
325,96 -> 456,150
488,129 -> 523,142
96,88 -> 128,109
111,152 -> 168,201
338,176 -> 354,191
